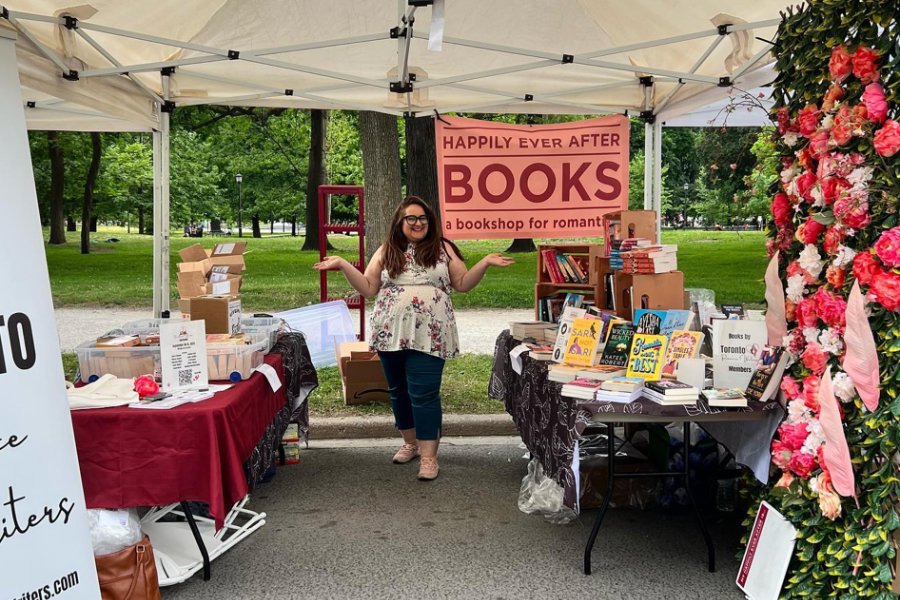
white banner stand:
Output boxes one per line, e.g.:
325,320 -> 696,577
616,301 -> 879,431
0,26 -> 101,598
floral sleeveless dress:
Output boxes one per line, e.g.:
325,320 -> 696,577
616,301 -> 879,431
369,243 -> 460,359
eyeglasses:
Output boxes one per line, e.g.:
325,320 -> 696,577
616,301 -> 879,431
403,215 -> 429,225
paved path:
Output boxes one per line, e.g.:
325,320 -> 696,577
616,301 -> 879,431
54,306 -> 534,355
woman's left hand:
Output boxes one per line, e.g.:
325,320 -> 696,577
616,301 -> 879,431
484,253 -> 515,268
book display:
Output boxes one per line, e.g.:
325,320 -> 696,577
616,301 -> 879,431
535,244 -> 603,323
701,388 -> 748,408
643,379 -> 700,405
744,346 -> 789,403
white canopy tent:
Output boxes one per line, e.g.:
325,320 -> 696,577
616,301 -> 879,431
2,0 -> 789,315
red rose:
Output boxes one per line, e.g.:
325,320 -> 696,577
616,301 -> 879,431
798,217 -> 825,244
797,104 -> 820,138
870,271 -> 900,312
781,375 -> 801,400
826,265 -> 846,289
820,177 -> 849,206
852,251 -> 882,286
874,120 -> 900,158
795,171 -> 817,201
802,342 -> 828,375
789,451 -> 817,479
771,192 -> 792,227
772,439 -> 793,468
803,374 -> 822,411
822,83 -> 845,112
779,422 -> 809,452
862,83 -> 888,123
851,46 -> 881,84
829,45 -> 852,83
796,297 -> 819,329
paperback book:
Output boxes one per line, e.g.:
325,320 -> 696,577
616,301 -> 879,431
598,322 -> 635,368
633,309 -> 666,335
660,330 -> 704,377
744,346 -> 789,403
701,388 -> 748,408
625,334 -> 668,380
563,317 -> 605,367
600,376 -> 645,393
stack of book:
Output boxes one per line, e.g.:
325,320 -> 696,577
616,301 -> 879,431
576,364 -> 626,381
620,245 -> 678,274
595,376 -> 644,403
561,377 -> 605,400
701,388 -> 748,408
642,379 -> 700,406
540,248 -> 589,283
510,321 -> 552,341
526,343 -> 554,361
609,238 -> 652,270
548,364 -> 583,382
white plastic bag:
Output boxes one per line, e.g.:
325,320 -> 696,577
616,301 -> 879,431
517,458 -> 576,524
87,508 -> 143,556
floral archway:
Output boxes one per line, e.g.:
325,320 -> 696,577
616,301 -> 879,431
754,2 -> 900,597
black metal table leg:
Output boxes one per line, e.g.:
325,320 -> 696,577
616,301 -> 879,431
583,423 -> 615,575
682,422 -> 716,572
180,501 -> 211,581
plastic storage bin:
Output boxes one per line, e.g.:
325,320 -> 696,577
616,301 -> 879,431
274,300 -> 357,367
241,317 -> 284,352
76,333 -> 268,383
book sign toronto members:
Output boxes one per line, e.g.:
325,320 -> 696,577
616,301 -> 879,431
0,31 -> 100,599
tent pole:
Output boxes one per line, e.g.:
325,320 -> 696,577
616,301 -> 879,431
652,119 -> 663,240
152,108 -> 170,317
643,121 -> 653,210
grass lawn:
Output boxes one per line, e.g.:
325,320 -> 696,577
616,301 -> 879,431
45,227 -> 769,310
53,227 -> 769,417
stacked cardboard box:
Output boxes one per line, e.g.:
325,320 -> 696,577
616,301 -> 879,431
177,242 -> 247,334
335,341 -> 390,405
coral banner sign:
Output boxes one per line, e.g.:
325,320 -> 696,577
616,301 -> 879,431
435,115 -> 629,239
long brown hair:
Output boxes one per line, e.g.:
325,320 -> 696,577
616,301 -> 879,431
382,196 -> 463,278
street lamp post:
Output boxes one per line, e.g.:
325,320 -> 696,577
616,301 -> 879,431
682,182 -> 690,229
235,173 -> 243,238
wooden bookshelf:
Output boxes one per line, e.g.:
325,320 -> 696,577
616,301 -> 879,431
534,243 -> 604,321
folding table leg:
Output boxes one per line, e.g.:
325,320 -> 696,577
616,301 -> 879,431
180,502 -> 211,581
682,422 -> 716,572
583,423 -> 615,575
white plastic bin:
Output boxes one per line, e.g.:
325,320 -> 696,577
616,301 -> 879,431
274,301 -> 357,367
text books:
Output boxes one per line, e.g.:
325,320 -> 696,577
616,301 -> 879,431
625,333 -> 667,380
643,379 -> 700,405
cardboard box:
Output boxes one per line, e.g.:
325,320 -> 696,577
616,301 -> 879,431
190,295 -> 242,335
178,243 -> 212,276
209,242 -> 247,272
336,341 -> 390,405
603,210 -> 659,255
177,270 -> 208,298
613,271 -> 685,319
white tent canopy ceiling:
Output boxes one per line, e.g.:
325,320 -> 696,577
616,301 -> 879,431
1,0 -> 790,314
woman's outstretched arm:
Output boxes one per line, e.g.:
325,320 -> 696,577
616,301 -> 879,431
445,245 -> 514,293
313,245 -> 385,299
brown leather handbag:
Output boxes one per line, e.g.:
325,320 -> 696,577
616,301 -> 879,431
95,535 -> 162,600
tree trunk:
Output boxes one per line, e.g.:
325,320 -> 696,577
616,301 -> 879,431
48,131 -> 66,245
291,215 -> 297,237
505,238 -> 536,253
81,133 -> 102,254
359,111 -> 401,261
252,215 -> 261,238
404,114 -> 439,216
270,220 -> 274,234
211,218 -> 221,232
89,216 -> 98,232
138,207 -> 145,234
66,216 -> 77,232
302,109 -> 331,251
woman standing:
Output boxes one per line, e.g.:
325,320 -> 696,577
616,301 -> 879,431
313,196 -> 513,480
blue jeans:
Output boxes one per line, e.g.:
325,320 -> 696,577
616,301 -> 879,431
377,350 -> 445,440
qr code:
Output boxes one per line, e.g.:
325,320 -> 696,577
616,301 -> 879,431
178,369 -> 192,386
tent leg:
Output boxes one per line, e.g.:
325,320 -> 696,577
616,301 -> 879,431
643,121 -> 653,210
152,110 -> 170,317
652,119 -> 663,240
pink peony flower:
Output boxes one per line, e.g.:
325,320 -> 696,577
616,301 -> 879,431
852,251 -> 883,286
789,328 -> 808,355
781,375 -> 802,400
862,83 -> 888,123
870,271 -> 900,312
133,375 -> 159,398
851,46 -> 881,84
789,451 -> 817,479
798,217 -> 825,244
796,297 -> 819,329
803,374 -> 822,412
779,422 -> 810,452
771,192 -> 792,227
802,342 -> 828,375
820,177 -> 849,206
874,227 -> 900,268
822,226 -> 846,255
833,195 -> 870,230
815,288 -> 847,329
828,45 -> 852,83
826,265 -> 846,290
772,440 -> 793,468
874,120 -> 900,158
797,105 -> 820,138
809,131 -> 829,159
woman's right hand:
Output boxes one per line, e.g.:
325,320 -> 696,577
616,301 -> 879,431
313,256 -> 345,271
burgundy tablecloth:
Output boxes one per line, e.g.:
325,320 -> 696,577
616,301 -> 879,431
71,354 -> 287,530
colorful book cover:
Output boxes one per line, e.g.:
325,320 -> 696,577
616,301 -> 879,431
745,346 -> 788,402
551,305 -> 587,363
660,309 -> 694,338
633,309 -> 666,334
660,330 -> 704,377
625,333 -> 668,380
563,317 -> 604,367
598,322 -> 635,367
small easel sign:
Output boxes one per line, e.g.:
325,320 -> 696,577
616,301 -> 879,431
736,501 -> 797,600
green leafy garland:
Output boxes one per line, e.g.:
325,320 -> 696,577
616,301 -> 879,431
747,2 -> 900,598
